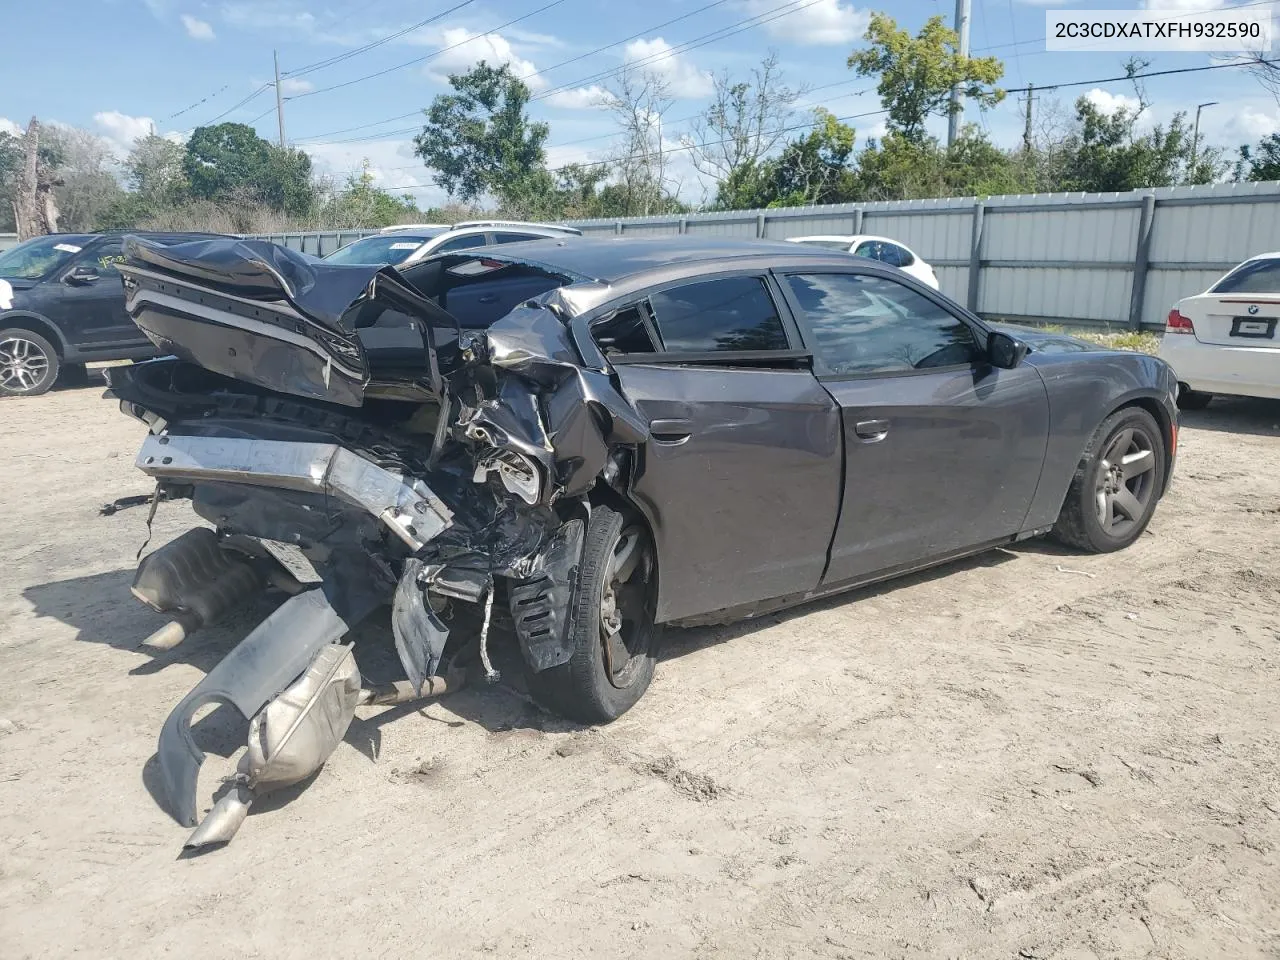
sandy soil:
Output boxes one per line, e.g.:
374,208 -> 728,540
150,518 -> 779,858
0,377 -> 1278,960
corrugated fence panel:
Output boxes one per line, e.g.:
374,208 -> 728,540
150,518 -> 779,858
980,266 -> 1133,324
0,233 -> 19,253
686,218 -> 756,237
235,183 -> 1280,330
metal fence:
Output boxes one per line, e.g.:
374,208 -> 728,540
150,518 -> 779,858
248,181 -> 1280,331
564,181 -> 1280,331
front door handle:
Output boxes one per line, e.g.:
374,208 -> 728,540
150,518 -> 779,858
649,418 -> 693,444
854,419 -> 890,442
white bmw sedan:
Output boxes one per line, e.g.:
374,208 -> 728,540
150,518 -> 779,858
1160,253 -> 1280,409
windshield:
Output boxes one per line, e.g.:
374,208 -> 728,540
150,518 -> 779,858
323,233 -> 442,266
0,235 -> 95,279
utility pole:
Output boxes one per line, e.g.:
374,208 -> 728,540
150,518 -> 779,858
1190,100 -> 1218,182
274,50 -> 286,147
1022,83 -> 1035,154
947,0 -> 972,148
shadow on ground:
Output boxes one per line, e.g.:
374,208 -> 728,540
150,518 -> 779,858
1178,396 -> 1280,438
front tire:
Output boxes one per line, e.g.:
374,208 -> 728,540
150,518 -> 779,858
1052,406 -> 1166,553
0,329 -> 60,397
526,505 -> 661,724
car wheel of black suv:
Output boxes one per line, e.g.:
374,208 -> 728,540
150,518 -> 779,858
527,504 -> 662,724
0,328 -> 60,397
1053,406 -> 1166,553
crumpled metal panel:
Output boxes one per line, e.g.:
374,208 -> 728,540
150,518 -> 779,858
508,519 -> 584,672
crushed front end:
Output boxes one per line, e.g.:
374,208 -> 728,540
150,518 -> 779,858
106,236 -> 645,849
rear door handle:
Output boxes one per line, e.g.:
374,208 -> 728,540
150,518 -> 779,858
854,419 -> 890,442
649,418 -> 693,444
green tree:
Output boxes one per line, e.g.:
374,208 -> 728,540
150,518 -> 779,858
720,109 -> 857,208
126,134 -> 188,206
182,122 -> 315,215
414,62 -> 550,210
1058,96 -> 1224,192
1236,133 -> 1280,181
321,161 -> 420,228
849,13 -> 1005,143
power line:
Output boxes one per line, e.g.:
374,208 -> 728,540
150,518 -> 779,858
289,0 -> 569,101
284,0 -> 481,79
166,84 -> 231,121
1000,56 -> 1280,96
290,0 -> 812,137
533,0 -> 825,102
203,83 -> 273,125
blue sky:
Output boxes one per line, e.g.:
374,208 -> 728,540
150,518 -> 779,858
2,0 -> 1278,206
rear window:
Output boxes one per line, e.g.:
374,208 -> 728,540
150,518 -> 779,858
648,276 -> 789,352
1212,258 -> 1280,294
324,234 -> 435,265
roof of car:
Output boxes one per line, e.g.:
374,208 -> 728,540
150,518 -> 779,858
459,235 -> 858,284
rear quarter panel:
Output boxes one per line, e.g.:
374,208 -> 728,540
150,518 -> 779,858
1022,349 -> 1178,529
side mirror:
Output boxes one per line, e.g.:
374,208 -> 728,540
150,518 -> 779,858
988,330 -> 1029,369
65,265 -> 100,285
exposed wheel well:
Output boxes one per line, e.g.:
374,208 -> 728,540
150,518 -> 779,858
0,315 -> 66,357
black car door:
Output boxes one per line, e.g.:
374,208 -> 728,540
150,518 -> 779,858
49,239 -> 141,349
592,273 -> 844,623
776,267 -> 1050,587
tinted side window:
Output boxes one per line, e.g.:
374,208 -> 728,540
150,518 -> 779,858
878,243 -> 903,267
648,276 -> 789,352
893,244 -> 916,267
853,241 -> 880,260
591,304 -> 657,355
1212,258 -> 1280,294
493,232 -> 540,244
786,272 -> 982,375
435,233 -> 489,252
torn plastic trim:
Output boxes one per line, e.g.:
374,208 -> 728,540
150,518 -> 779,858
135,433 -> 453,552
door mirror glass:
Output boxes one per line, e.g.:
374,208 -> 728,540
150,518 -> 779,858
988,331 -> 1029,369
65,265 -> 99,285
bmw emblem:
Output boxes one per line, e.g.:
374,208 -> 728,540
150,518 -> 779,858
1249,304 -> 1260,315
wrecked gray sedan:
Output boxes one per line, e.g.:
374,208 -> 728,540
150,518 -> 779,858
106,235 -> 1179,849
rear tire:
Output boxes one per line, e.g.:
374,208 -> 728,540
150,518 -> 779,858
0,328 -> 60,397
525,505 -> 661,724
1052,406 -> 1166,553
1177,386 -> 1212,411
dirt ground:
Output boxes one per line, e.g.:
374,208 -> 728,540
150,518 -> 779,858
1,377 -> 1278,960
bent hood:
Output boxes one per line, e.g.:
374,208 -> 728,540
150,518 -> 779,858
118,235 -> 458,407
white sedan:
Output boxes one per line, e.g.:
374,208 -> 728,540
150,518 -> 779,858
785,234 -> 939,289
1160,252 -> 1280,409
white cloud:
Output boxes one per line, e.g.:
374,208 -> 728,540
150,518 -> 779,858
739,0 -> 869,45
181,14 -> 216,40
1084,88 -> 1143,116
305,139 -> 448,208
624,37 -> 713,99
219,2 -> 318,36
91,111 -> 183,158
1141,0 -> 1225,9
0,117 -> 21,137
279,77 -> 314,95
426,27 -> 545,90
543,85 -> 611,110
1222,105 -> 1280,141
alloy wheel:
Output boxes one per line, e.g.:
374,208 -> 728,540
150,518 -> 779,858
599,525 -> 653,689
0,336 -> 52,393
1094,425 -> 1158,537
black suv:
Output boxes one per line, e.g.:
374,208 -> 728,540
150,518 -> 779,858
0,231 -> 223,396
